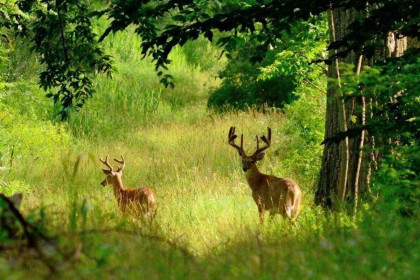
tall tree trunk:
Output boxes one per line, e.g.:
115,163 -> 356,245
315,8 -> 357,209
315,7 -> 407,210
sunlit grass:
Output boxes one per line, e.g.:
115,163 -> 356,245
2,97 -> 329,278
6,106 -> 314,248
1,23 -> 418,280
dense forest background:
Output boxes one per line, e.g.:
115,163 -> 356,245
0,0 -> 419,279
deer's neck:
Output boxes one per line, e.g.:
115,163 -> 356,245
244,165 -> 262,191
112,176 -> 126,198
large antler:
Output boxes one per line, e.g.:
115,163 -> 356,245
252,127 -> 272,157
100,155 -> 114,171
114,155 -> 126,172
228,126 -> 245,156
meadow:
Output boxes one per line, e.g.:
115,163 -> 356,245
1,25 -> 419,280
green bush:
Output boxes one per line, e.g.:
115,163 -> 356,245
208,75 -> 297,110
275,85 -> 326,185
182,36 -> 226,73
0,34 -> 70,164
208,42 -> 297,111
373,145 -> 420,217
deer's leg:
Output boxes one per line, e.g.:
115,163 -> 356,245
282,188 -> 294,219
259,209 -> 265,223
118,196 -> 127,214
258,203 -> 265,223
121,203 -> 127,214
252,193 -> 265,223
284,203 -> 292,219
147,202 -> 156,224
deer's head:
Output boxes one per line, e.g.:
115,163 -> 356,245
99,155 -> 125,187
228,127 -> 271,172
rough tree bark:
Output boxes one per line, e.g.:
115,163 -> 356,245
315,7 -> 407,210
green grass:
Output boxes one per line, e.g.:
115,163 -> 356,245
1,25 -> 419,280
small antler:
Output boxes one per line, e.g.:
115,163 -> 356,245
114,155 -> 125,172
100,155 -> 114,171
252,127 -> 272,157
228,126 -> 245,156
256,135 -> 259,150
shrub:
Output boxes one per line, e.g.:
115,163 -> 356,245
208,41 -> 297,111
208,75 -> 297,111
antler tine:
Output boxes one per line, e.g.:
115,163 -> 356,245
256,135 -> 259,150
228,126 -> 235,141
99,155 -> 113,171
252,127 -> 272,157
228,126 -> 245,156
228,126 -> 234,138
260,127 -> 272,144
114,155 -> 125,172
240,134 -> 244,150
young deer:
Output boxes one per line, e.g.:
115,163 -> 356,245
100,155 -> 156,218
228,127 -> 301,222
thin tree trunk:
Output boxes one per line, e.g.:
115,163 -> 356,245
353,55 -> 365,214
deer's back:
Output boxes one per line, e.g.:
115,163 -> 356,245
121,187 -> 156,212
139,187 -> 156,208
253,175 -> 300,209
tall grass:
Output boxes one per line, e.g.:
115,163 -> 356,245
69,26 -> 219,139
1,20 -> 419,280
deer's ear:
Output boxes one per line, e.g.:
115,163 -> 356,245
9,193 -> 22,207
255,153 -> 265,161
102,169 -> 113,175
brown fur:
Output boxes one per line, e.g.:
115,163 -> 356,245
228,127 -> 302,222
245,164 -> 301,222
100,156 -> 156,217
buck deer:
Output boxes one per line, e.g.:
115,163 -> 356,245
228,127 -> 302,223
100,155 -> 156,218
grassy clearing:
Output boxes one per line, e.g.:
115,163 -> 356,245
1,105 -> 325,279
5,106 -> 316,248
1,26 -> 419,280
